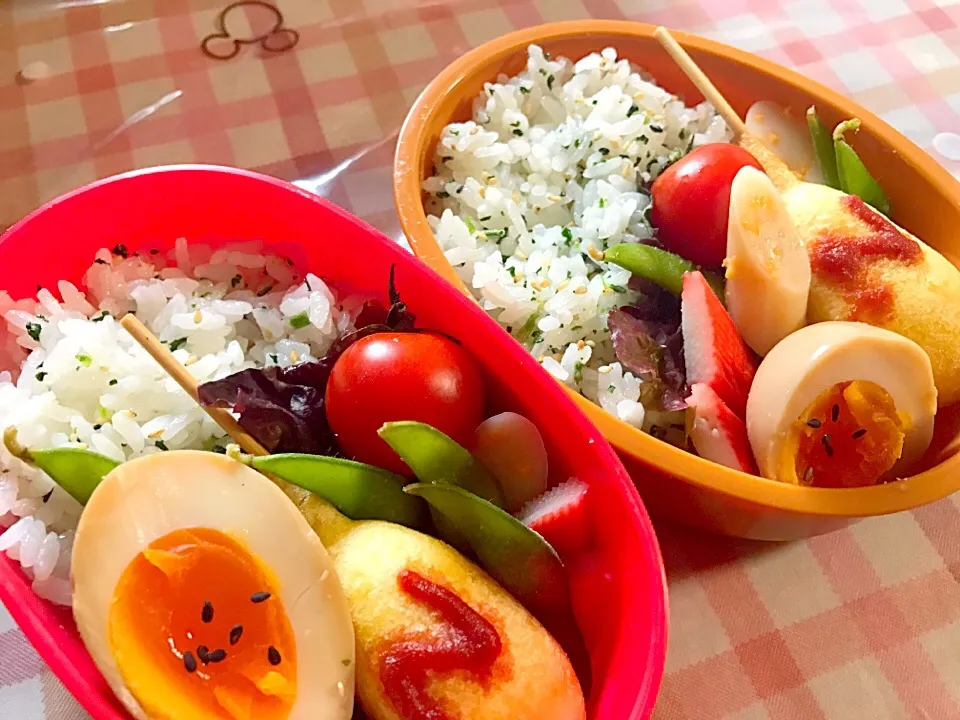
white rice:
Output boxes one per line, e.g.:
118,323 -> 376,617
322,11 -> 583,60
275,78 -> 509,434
425,45 -> 731,431
0,239 -> 361,605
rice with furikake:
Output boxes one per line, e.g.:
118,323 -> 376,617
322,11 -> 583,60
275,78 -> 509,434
424,44 -> 731,442
0,240 -> 365,605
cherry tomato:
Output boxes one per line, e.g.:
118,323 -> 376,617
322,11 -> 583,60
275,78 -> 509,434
650,144 -> 764,268
325,332 -> 484,475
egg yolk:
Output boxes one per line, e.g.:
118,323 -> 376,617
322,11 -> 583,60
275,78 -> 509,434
108,528 -> 297,720
778,381 -> 910,488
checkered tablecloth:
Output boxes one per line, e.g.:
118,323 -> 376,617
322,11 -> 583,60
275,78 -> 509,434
3,0 -> 960,718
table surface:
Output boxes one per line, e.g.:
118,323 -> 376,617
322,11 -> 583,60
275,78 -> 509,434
3,0 -> 960,718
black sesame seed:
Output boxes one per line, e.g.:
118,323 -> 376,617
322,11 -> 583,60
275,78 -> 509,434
821,434 -> 832,446
852,428 -> 867,439
42,489 -> 54,503
825,443 -> 834,458
183,651 -> 197,673
806,418 -> 822,429
229,625 -> 243,645
207,648 -> 227,663
112,244 -> 129,258
831,404 -> 840,422
202,601 -> 214,623
251,591 -> 271,603
268,646 -> 281,666
197,645 -> 210,663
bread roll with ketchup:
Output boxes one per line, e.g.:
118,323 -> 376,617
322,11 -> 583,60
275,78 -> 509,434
742,134 -> 960,406
286,487 -> 586,720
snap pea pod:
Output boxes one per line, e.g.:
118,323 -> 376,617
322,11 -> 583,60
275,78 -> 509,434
377,421 -> 505,507
603,243 -> 725,300
4,425 -> 425,527
833,119 -> 891,216
3,427 -> 118,504
379,421 -> 506,553
806,106 -> 841,189
403,482 -> 568,617
246,453 -> 425,529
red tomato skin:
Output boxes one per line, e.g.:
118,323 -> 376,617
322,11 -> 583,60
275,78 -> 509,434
325,332 -> 484,475
650,144 -> 764,268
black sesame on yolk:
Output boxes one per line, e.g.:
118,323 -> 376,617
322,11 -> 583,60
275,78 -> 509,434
107,528 -> 297,719
780,381 -> 907,488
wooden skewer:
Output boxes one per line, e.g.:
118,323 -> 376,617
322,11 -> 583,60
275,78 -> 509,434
120,314 -> 269,457
653,26 -> 748,139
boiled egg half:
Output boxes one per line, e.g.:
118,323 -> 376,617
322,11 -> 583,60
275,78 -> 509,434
71,451 -> 355,720
746,322 -> 937,488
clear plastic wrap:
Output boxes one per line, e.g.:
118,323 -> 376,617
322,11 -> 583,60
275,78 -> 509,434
4,0 -> 959,239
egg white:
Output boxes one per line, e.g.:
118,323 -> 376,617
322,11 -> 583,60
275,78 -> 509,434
71,450 -> 355,720
746,322 -> 937,481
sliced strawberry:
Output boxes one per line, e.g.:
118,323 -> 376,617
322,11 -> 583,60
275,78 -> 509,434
681,270 -> 758,419
687,383 -> 759,474
518,478 -> 589,558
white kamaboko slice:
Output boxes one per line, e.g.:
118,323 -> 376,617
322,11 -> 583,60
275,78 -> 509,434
724,166 -> 811,356
745,101 -> 822,182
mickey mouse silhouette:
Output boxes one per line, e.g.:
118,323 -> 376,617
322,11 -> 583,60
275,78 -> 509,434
201,1 -> 299,60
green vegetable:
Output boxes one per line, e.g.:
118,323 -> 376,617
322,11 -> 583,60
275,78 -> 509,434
379,421 -> 505,552
604,243 -> 689,295
168,337 -> 187,352
25,322 -> 41,342
4,427 -> 118,504
377,421 -> 504,507
247,453 -> 424,528
604,243 -> 725,299
76,353 -> 92,367
288,312 -> 310,330
833,119 -> 891,215
806,107 -> 841,189
404,482 -> 568,615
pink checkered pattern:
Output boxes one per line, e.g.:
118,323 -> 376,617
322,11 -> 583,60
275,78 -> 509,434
3,0 -> 960,717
